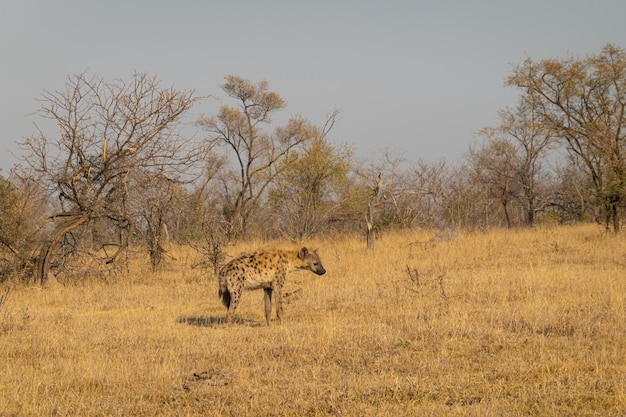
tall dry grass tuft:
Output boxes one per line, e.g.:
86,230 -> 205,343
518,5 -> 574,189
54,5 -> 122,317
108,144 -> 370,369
0,224 -> 624,416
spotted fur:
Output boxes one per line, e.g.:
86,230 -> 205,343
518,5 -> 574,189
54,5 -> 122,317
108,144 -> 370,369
218,247 -> 326,325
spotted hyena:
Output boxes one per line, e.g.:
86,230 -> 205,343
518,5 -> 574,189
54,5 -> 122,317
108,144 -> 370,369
218,247 -> 326,325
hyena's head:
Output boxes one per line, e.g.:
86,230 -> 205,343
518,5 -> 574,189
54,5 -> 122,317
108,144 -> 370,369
297,247 -> 326,275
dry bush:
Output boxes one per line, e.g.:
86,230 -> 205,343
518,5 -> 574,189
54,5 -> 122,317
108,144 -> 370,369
0,224 -> 624,416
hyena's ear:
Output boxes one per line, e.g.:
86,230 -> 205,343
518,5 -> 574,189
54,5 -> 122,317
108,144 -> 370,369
298,247 -> 309,259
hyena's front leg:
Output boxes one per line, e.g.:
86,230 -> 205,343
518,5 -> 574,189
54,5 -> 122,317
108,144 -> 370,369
263,288 -> 273,326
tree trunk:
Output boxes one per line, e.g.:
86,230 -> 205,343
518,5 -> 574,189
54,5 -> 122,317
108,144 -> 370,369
365,174 -> 382,249
502,200 -> 512,229
366,215 -> 374,249
34,214 -> 87,285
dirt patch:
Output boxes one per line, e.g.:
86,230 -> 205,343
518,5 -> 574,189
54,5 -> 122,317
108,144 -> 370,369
182,368 -> 234,391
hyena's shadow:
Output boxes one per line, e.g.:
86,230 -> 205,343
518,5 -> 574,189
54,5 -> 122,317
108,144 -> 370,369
176,315 -> 262,327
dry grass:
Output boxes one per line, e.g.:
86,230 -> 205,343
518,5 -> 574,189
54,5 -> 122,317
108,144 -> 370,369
0,224 -> 624,416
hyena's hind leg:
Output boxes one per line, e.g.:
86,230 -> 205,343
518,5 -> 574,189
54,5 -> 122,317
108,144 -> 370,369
263,288 -> 273,325
274,289 -> 283,324
225,282 -> 243,324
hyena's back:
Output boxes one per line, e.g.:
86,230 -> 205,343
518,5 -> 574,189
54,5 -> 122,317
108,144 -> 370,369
218,251 -> 285,300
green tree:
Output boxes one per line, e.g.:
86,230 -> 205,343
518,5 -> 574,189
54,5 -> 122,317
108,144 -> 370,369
268,124 -> 351,240
507,44 -> 626,232
0,174 -> 19,256
0,174 -> 47,281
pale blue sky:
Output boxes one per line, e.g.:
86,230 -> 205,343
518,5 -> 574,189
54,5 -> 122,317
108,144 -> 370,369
1,0 -> 624,172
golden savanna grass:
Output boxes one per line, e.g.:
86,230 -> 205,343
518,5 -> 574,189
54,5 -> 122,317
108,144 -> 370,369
0,224 -> 624,416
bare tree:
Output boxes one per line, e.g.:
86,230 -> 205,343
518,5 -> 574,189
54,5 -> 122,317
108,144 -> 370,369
468,138 -> 519,228
131,172 -> 185,271
404,159 -> 450,228
197,75 -> 322,239
478,99 -> 552,226
356,150 -> 450,231
356,150 -> 408,233
444,162 -> 492,229
498,102 -> 552,225
19,72 -> 200,283
547,155 -> 595,223
366,172 -> 382,249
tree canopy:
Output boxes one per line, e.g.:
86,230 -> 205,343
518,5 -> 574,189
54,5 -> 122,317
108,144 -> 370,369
507,43 -> 626,231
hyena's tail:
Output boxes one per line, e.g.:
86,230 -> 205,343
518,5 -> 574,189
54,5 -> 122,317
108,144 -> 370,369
218,282 -> 231,308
